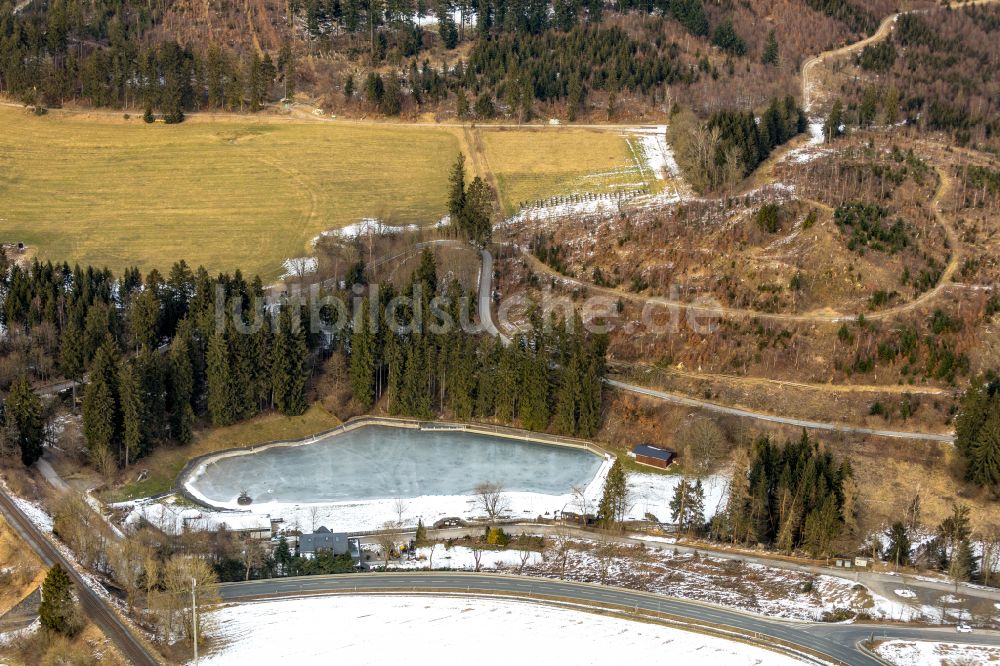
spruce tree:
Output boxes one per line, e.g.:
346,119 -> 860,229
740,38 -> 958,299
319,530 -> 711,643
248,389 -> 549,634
82,340 -> 120,456
5,375 -> 45,466
824,99 -> 844,142
447,152 -> 466,226
281,312 -> 310,416
553,351 -> 579,435
39,564 -> 77,635
206,328 -> 235,426
169,328 -> 196,444
494,343 -> 519,422
118,359 -> 145,467
520,350 -> 549,431
349,299 -> 377,408
761,30 -> 779,65
885,521 -> 911,568
597,457 -> 628,529
59,320 -> 85,404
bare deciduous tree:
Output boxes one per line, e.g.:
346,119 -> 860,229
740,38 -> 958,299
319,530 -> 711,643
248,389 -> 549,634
473,481 -> 510,523
548,530 -> 573,579
393,498 -> 409,528
594,536 -> 618,585
240,538 -> 271,581
470,542 -> 485,572
677,416 -> 727,477
570,484 -> 592,521
107,538 -> 147,611
374,522 -> 400,568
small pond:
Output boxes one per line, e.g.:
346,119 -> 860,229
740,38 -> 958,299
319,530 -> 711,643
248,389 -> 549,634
182,425 -> 603,507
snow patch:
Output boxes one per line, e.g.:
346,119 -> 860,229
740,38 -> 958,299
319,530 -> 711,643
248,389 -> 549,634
874,640 -> 1000,666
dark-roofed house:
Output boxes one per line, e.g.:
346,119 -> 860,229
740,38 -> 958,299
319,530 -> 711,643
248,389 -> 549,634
298,526 -> 362,565
631,444 -> 676,469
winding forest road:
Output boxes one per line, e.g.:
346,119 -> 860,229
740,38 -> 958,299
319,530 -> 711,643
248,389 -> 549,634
513,118 -> 967,326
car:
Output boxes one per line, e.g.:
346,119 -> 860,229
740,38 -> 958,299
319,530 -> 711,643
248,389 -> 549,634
956,624 -> 973,633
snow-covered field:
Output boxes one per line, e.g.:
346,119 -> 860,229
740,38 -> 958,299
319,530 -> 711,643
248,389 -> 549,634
198,595 -> 808,665
874,639 -> 1000,666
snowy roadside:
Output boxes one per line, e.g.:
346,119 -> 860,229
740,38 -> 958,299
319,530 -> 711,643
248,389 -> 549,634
368,537 -> 937,625
874,639 -> 1000,666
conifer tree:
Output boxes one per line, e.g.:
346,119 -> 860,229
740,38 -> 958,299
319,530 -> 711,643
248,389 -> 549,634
494,343 -> 519,422
59,320 -> 85,404
39,564 -> 77,635
206,328 -> 235,426
447,152 -> 466,224
82,340 -> 120,455
824,99 -> 844,142
118,359 -> 145,467
885,521 -> 911,567
5,375 -> 45,466
597,456 -> 629,529
553,351 -> 579,435
520,349 -> 549,431
448,337 -> 474,419
349,299 -> 377,408
168,327 -> 196,444
282,312 -> 310,415
761,30 -> 779,65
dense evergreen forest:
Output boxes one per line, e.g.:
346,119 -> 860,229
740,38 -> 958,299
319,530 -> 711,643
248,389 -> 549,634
712,432 -> 858,557
0,0 -> 890,119
348,249 -> 607,438
0,245 -> 608,472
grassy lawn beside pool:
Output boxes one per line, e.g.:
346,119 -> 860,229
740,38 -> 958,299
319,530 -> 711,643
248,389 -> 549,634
105,404 -> 340,502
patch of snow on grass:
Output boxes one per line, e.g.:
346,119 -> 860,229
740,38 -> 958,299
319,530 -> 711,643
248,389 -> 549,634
628,125 -> 671,181
874,640 -> 1000,666
627,472 -> 729,523
280,257 -> 318,279
198,595 -> 809,665
3,487 -> 53,533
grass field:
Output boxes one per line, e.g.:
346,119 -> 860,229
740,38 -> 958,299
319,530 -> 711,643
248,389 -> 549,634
0,107 -> 459,279
104,404 -> 340,501
478,128 -> 652,214
0,107 -> 655,277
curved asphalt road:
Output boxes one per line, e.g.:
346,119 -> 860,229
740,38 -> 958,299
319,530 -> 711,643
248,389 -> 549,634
218,572 -> 1000,666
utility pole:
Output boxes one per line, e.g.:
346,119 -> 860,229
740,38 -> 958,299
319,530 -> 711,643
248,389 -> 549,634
191,577 -> 198,664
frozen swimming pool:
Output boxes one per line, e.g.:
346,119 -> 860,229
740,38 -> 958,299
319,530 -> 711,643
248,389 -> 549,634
182,425 -> 604,507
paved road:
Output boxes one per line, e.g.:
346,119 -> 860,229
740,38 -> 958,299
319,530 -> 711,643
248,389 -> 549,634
478,248 -> 510,346
0,487 -> 160,665
217,571 -> 1000,666
606,379 -> 955,443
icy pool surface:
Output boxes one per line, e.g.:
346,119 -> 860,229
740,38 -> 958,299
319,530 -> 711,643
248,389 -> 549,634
184,425 -> 603,506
